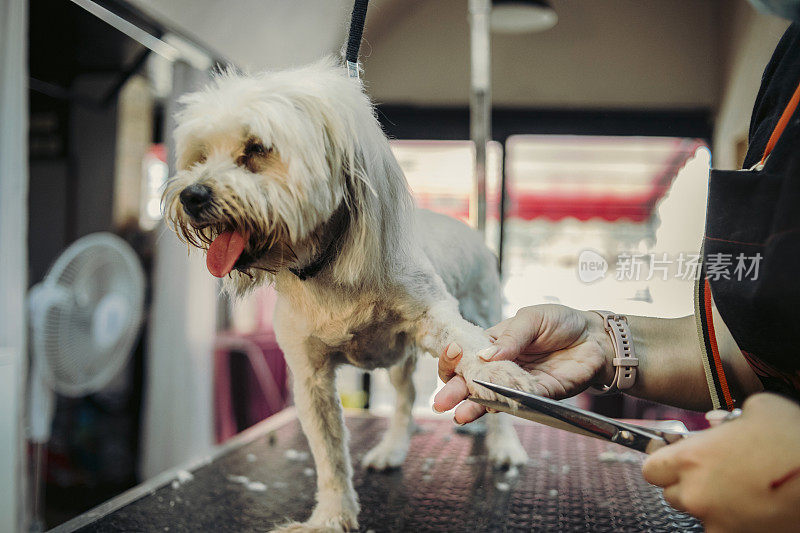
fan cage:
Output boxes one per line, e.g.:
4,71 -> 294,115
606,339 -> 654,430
32,233 -> 146,397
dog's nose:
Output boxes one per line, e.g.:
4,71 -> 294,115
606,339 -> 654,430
179,184 -> 212,218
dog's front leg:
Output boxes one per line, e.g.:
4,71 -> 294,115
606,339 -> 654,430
275,342 -> 358,532
418,298 -> 542,404
417,299 -> 532,467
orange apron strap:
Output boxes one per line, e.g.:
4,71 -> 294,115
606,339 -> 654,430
695,250 -> 735,411
759,79 -> 800,166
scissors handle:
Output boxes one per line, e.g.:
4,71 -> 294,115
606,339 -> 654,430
643,408 -> 743,453
470,380 -> 744,454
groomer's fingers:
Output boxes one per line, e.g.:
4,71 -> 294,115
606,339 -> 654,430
438,342 -> 463,383
433,375 -> 469,413
642,446 -> 683,487
705,409 -> 731,428
485,309 -> 543,362
661,484 -> 688,512
485,317 -> 514,340
454,398 -> 487,424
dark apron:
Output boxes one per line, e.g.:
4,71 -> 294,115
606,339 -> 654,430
697,82 -> 800,409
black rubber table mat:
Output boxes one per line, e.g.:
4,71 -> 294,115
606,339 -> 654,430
55,410 -> 702,532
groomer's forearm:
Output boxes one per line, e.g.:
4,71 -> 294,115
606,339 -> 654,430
590,313 -> 762,411
624,315 -> 713,410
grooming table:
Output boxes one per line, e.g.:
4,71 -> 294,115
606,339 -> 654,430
52,408 -> 702,532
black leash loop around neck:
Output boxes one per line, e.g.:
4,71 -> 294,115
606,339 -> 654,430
345,0 -> 369,78
289,201 -> 350,281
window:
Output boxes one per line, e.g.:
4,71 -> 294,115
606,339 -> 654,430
365,135 -> 710,414
502,135 -> 709,318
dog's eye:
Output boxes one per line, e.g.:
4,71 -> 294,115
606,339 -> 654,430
244,142 -> 270,157
237,141 -> 273,172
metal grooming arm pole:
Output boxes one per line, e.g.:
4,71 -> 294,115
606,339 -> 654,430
469,0 -> 491,235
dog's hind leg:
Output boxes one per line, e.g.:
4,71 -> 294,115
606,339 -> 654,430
362,354 -> 417,470
273,339 -> 359,532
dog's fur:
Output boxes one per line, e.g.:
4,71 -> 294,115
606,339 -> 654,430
163,58 -> 541,532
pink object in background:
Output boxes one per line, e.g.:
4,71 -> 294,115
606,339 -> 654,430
214,287 -> 289,443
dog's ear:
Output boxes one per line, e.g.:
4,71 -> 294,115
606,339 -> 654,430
315,109 -> 376,284
313,85 -> 414,286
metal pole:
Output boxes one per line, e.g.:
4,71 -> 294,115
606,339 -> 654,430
69,0 -> 180,61
469,0 -> 491,235
29,443 -> 46,532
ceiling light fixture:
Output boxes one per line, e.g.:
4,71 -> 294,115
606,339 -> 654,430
491,0 -> 558,34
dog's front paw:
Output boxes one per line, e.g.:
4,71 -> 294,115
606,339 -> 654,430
270,521 -> 321,533
486,420 -> 528,468
271,511 -> 358,533
362,437 -> 409,471
271,491 -> 359,533
458,358 -> 543,404
270,519 -> 354,533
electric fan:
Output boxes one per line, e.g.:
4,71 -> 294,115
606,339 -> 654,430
27,232 -> 145,531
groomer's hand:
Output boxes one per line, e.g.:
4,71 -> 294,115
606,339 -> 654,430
642,393 -> 800,533
433,304 -> 614,423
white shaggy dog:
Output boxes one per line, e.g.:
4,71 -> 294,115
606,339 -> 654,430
163,59 -> 540,532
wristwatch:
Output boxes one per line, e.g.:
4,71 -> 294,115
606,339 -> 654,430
591,310 -> 639,393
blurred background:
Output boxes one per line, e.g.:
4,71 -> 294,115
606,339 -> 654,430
0,0 -> 791,530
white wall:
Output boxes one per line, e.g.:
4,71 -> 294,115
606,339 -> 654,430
714,0 -> 789,169
0,0 -> 28,530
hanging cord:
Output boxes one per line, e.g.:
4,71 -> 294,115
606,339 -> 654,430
345,0 -> 369,79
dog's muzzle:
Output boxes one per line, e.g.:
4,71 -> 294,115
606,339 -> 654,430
179,183 -> 212,219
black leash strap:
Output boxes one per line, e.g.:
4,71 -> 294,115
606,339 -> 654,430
345,0 -> 369,78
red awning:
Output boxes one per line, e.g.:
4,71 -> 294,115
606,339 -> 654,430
394,136 -> 706,224
504,135 -> 705,222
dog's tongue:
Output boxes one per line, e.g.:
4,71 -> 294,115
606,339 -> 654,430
206,231 -> 249,277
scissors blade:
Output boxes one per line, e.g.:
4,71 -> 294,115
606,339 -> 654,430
471,380 -> 668,453
469,398 -> 603,440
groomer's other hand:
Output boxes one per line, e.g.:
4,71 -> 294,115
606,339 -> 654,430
433,304 -> 614,423
642,393 -> 800,533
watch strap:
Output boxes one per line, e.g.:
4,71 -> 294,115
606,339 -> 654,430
591,310 -> 638,393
